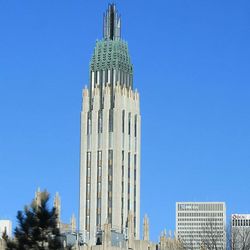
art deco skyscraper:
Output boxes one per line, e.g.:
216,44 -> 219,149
79,4 -> 141,245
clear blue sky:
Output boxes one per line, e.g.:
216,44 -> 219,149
0,0 -> 250,242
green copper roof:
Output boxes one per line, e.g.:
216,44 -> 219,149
90,39 -> 133,75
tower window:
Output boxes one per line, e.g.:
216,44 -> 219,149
110,69 -> 114,85
98,110 -> 103,133
87,112 -> 91,135
134,115 -> 137,137
134,216 -> 136,237
121,150 -> 125,230
108,150 -> 113,224
134,154 -> 137,234
105,69 -> 108,84
122,110 -> 125,133
109,109 -> 113,132
96,150 -> 102,229
128,152 -> 131,213
86,152 -> 91,232
128,112 -> 131,135
95,71 -> 98,84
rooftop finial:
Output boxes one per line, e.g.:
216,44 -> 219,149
103,4 -> 121,40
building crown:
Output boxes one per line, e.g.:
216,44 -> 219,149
89,4 -> 133,95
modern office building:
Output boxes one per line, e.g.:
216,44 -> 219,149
176,202 -> 226,250
231,214 -> 250,250
79,4 -> 141,245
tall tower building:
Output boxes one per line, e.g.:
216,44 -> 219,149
79,4 -> 141,245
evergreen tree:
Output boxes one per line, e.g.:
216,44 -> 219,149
5,190 -> 62,250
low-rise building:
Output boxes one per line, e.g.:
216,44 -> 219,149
231,214 -> 250,250
176,202 -> 226,250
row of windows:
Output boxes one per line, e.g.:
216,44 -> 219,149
178,212 -> 224,217
182,246 -> 223,250
178,230 -> 225,235
177,203 -> 224,211
87,129 -> 137,152
178,222 -> 224,226
86,152 -> 137,170
232,219 -> 250,227
86,151 -> 136,180
91,69 -> 132,91
180,235 -> 224,241
87,110 -> 138,138
178,218 -> 224,222
122,111 -> 138,137
181,241 -> 224,248
89,68 -> 133,110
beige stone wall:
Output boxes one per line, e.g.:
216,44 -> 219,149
79,85 -> 141,245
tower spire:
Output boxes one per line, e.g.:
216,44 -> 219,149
103,3 -> 121,40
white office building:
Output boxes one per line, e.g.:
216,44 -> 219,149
231,214 -> 250,250
0,220 -> 12,239
176,202 -> 226,249
79,4 -> 141,245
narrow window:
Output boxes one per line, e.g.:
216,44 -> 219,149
134,216 -> 136,237
134,115 -> 137,137
108,150 -> 113,224
110,69 -> 114,84
87,112 -> 91,135
128,112 -> 131,135
98,110 -> 102,133
109,109 -> 113,132
95,71 -> 98,84
128,153 -> 131,212
85,152 -> 91,232
122,110 -> 125,133
121,150 -> 125,231
134,154 -> 137,223
96,151 -> 102,229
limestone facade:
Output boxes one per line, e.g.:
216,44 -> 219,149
79,84 -> 141,245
